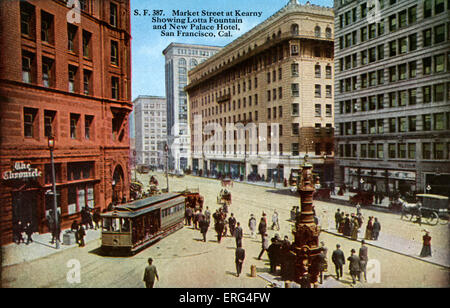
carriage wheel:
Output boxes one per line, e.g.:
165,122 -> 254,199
439,213 -> 449,225
426,212 -> 439,226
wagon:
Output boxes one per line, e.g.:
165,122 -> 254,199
401,194 -> 449,225
179,188 -> 204,212
217,189 -> 232,205
349,191 -> 374,206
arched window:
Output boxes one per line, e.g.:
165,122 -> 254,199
326,27 -> 332,38
291,24 -> 299,35
190,59 -> 198,67
178,58 -> 186,66
315,26 -> 321,37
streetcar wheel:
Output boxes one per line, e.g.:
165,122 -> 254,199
426,212 -> 439,225
439,213 -> 449,225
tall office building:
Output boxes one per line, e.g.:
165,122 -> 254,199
0,0 -> 132,244
334,0 -> 450,197
163,43 -> 222,172
185,0 -> 335,183
133,96 -> 167,169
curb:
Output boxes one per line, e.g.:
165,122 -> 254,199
322,229 -> 450,269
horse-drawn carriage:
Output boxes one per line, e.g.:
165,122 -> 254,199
221,178 -> 233,188
313,188 -> 331,200
130,181 -> 144,200
179,188 -> 204,211
217,189 -> 232,205
349,191 -> 374,206
397,194 -> 449,225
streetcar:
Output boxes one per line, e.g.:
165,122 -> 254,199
100,193 -> 185,255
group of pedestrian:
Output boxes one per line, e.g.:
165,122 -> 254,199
335,208 -> 381,241
70,220 -> 86,247
12,220 -> 34,245
331,241 -> 369,286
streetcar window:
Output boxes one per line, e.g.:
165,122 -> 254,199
103,217 -> 112,231
121,218 -> 130,232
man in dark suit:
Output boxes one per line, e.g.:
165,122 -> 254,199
234,222 -> 243,248
235,243 -> 245,277
143,258 -> 159,288
359,240 -> 369,282
215,219 -> 225,243
331,244 -> 345,280
199,215 -> 209,242
347,248 -> 361,285
372,218 -> 381,240
228,213 -> 237,237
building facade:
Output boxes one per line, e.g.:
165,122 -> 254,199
0,0 -> 132,244
133,96 -> 167,169
334,0 -> 450,197
162,43 -> 222,172
185,0 -> 335,183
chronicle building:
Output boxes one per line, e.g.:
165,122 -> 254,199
334,0 -> 450,197
185,0 -> 335,183
0,0 -> 132,244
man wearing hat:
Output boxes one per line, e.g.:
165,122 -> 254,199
347,248 -> 361,285
359,240 -> 369,282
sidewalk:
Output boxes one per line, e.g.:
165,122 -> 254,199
322,226 -> 450,269
2,228 -> 101,267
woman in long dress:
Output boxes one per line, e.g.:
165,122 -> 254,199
351,216 -> 359,240
365,216 -> 373,240
420,231 -> 432,257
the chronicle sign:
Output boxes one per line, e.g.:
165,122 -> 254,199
2,162 -> 42,180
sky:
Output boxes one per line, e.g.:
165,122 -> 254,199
130,0 -> 334,101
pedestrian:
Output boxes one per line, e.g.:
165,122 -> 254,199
343,214 -> 351,236
87,208 -> 94,229
330,181 -> 335,195
267,238 -> 279,274
235,243 -> 245,277
334,209 -> 341,230
356,203 -> 361,216
347,249 -> 361,285
257,233 -> 269,260
24,222 -> 34,245
317,248 -> 327,284
51,211 -> 61,244
248,214 -> 256,238
280,236 -> 291,279
185,207 -> 192,226
331,244 -> 345,280
372,217 -> 381,240
71,220 -> 80,244
420,231 -> 432,257
204,206 -> 211,224
338,212 -> 346,234
365,216 -> 373,240
13,220 -> 24,244
93,210 -> 101,230
193,209 -> 200,229
359,240 -> 369,282
271,210 -> 280,231
351,215 -> 359,240
81,207 -> 88,229
215,219 -> 225,243
46,210 -> 54,233
78,225 -> 86,247
234,222 -> 243,248
143,258 -> 159,288
228,213 -> 237,237
199,215 -> 209,242
258,217 -> 267,243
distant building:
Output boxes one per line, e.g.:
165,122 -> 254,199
133,96 -> 167,169
0,0 -> 132,244
334,0 -> 450,197
185,0 -> 335,183
163,43 -> 222,172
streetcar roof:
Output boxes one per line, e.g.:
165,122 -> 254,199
416,194 -> 449,200
101,193 -> 184,218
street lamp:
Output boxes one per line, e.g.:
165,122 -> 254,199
48,135 -> 59,249
165,142 -> 169,192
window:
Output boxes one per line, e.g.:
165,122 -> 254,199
434,24 -> 445,44
326,85 -> 332,97
423,86 -> 432,103
378,20 -> 385,36
423,143 -> 431,159
315,65 -> 321,78
434,84 -> 445,102
315,104 -> 321,117
68,65 -> 77,93
24,107 -> 37,138
369,47 -> 376,63
291,84 -> 299,97
361,3 -> 367,18
369,144 -> 376,158
361,144 -> 368,158
389,118 -> 396,132
41,11 -> 54,44
111,76 -> 119,99
423,29 -> 432,47
409,116 -> 417,132
291,63 -> 299,76
111,40 -> 119,65
398,64 -> 407,80
83,70 -> 92,95
389,14 -> 396,32
398,10 -> 407,28
434,54 -> 445,73
292,103 -> 299,116
377,44 -> 384,60
42,57 -> 54,88
110,2 -> 118,27
388,144 -> 396,158
326,65 -> 332,78
409,88 -> 417,105
389,41 -> 397,57
377,144 -> 384,159
398,143 -> 407,159
423,114 -> 431,131
389,66 -> 397,82
315,26 -> 321,37
408,5 -> 417,24
68,24 -> 78,53
292,143 -> 299,156
82,30 -> 92,59
409,61 -> 417,78
435,0 -> 445,14
409,34 -> 417,51
369,23 -> 376,39
85,115 -> 93,140
399,37 -> 407,54
424,0 -> 432,18
361,50 -> 368,65
434,143 -> 445,159
326,104 -> 332,117
315,85 -> 321,98
44,110 -> 56,138
70,113 -> 80,139
291,24 -> 299,35
22,51 -> 34,83
291,45 -> 299,56
20,2 -> 35,37
326,27 -> 332,38
423,57 -> 432,75
377,69 -> 385,84
292,123 -> 299,135
361,27 -> 367,42
434,113 -> 445,130
279,87 -> 283,99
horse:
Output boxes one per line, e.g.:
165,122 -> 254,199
398,198 -> 420,220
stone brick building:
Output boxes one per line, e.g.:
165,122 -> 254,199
334,0 -> 450,197
0,0 -> 132,244
185,0 -> 335,184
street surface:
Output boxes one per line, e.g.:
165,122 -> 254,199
2,172 -> 449,288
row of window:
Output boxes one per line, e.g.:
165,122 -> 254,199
339,141 -> 450,160
338,112 -> 450,136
